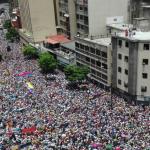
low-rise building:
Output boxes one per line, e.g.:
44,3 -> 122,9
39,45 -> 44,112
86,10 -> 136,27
112,30 -> 150,103
42,35 -> 75,66
75,36 -> 112,89
58,41 -> 76,66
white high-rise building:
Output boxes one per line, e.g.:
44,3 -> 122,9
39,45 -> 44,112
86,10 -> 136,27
76,0 -> 130,36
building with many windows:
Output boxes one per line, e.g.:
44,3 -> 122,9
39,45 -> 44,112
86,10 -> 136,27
112,30 -> 150,103
76,0 -> 130,37
75,36 -> 112,89
57,0 -> 77,39
130,0 -> 150,31
18,0 -> 57,44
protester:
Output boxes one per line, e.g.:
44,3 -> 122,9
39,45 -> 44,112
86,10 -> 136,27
0,30 -> 150,150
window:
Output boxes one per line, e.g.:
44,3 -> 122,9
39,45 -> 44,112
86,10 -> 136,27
125,41 -> 129,48
124,56 -> 128,62
80,15 -> 83,20
143,59 -> 148,65
102,63 -> 107,69
75,42 -> 79,48
125,69 -> 128,75
124,82 -> 128,88
84,7 -> 88,12
142,73 -> 148,79
91,69 -> 96,74
102,52 -> 107,58
59,12 -> 63,17
97,71 -> 101,77
118,40 -> 122,47
91,59 -> 95,65
143,44 -> 149,50
86,57 -> 90,62
118,54 -> 122,60
90,47 -> 95,54
77,23 -> 80,28
80,44 -> 84,49
79,6 -> 83,11
85,45 -> 89,51
118,67 -> 122,73
76,14 -> 79,19
96,49 -> 101,55
96,61 -> 101,67
102,74 -> 107,80
141,86 -> 147,92
118,79 -> 121,85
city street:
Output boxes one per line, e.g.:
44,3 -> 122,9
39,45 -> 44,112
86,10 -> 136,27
0,27 -> 150,149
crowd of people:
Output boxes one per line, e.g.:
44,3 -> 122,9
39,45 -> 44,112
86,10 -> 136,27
0,30 -> 150,150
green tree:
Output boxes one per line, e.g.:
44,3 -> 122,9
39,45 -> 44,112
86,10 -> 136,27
64,65 -> 89,83
3,20 -> 12,29
38,52 -> 57,73
22,44 -> 39,59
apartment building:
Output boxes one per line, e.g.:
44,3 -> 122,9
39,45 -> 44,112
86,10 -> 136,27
75,36 -> 112,89
18,0 -> 57,44
9,0 -> 19,12
76,0 -> 129,37
112,30 -> 150,103
57,0 -> 76,39
130,0 -> 150,31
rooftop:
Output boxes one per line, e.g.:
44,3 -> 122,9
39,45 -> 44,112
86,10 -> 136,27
117,31 -> 150,41
45,35 -> 70,44
60,41 -> 75,50
84,37 -> 111,47
107,23 -> 133,31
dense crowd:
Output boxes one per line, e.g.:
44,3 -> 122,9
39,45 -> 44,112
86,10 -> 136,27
0,30 -> 150,150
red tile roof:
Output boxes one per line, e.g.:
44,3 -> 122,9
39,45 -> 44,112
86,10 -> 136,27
45,35 -> 70,44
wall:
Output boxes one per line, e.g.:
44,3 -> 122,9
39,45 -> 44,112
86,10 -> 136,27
88,0 -> 129,36
136,42 -> 150,98
19,0 -> 33,34
28,0 -> 57,42
68,0 -> 77,39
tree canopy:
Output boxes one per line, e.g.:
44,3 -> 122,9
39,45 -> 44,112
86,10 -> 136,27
5,27 -> 19,41
22,45 -> 39,59
3,20 -> 12,29
38,52 -> 57,73
64,65 -> 89,83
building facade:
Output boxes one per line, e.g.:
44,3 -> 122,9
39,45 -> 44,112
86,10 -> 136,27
112,31 -> 150,103
75,36 -> 112,89
18,0 -> 57,43
130,0 -> 150,31
57,0 -> 77,40
76,0 -> 130,37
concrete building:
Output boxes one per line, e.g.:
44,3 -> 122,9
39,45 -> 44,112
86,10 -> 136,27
106,23 -> 133,35
112,30 -> 150,103
76,0 -> 130,37
130,0 -> 150,31
57,0 -> 77,39
10,0 -> 18,7
57,41 -> 76,66
75,36 -> 112,89
18,0 -> 57,44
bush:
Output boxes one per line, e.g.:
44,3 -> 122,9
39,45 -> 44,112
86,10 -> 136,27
38,52 -> 57,73
22,45 -> 39,59
6,27 -> 19,41
3,20 -> 12,29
